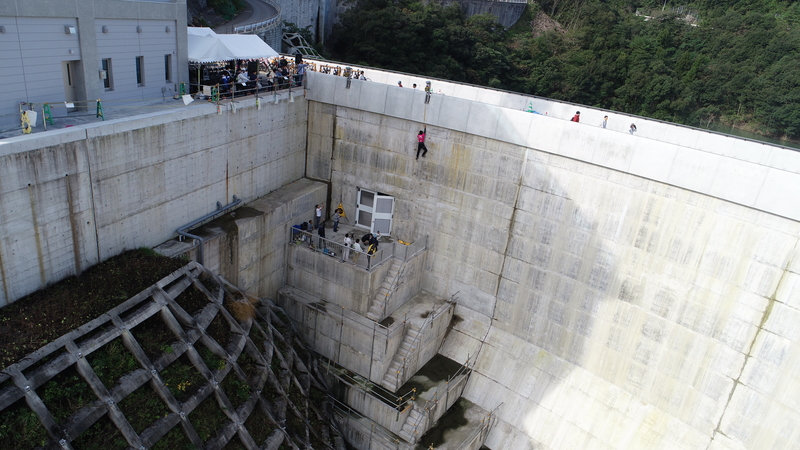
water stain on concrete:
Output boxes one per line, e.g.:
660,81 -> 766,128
397,354 -> 464,397
415,398 -> 470,449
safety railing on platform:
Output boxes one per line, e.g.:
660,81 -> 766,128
289,229 -> 424,272
190,71 -> 303,100
289,228 -> 386,270
394,235 -> 428,261
4,74 -> 308,136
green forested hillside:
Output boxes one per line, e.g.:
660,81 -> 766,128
330,0 -> 800,140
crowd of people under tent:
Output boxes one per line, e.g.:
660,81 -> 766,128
189,52 -> 368,99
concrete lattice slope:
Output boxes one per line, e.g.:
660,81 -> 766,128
0,261 -> 342,449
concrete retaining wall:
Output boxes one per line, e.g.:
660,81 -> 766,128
285,240 -> 426,316
279,286 -> 454,388
327,373 -> 412,437
287,244 -> 390,315
278,287 -> 406,382
333,408 -> 414,450
0,94 -> 308,306
170,178 -> 328,301
326,367 -> 470,439
305,70 -> 800,450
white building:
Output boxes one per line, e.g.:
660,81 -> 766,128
0,0 -> 189,131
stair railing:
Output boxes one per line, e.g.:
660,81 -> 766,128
378,263 -> 407,319
452,402 -> 503,450
398,293 -> 458,388
323,356 -> 419,421
330,395 -> 408,449
408,355 -> 473,440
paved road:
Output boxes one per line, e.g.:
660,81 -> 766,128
213,0 -> 278,34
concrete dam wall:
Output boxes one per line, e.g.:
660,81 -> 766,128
0,92 -> 308,306
304,71 -> 800,449
2,63 -> 800,450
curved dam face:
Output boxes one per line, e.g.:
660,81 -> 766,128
2,65 -> 799,449
305,71 -> 800,449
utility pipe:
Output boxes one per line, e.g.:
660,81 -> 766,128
176,195 -> 241,265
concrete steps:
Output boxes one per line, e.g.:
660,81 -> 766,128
398,405 -> 426,443
366,259 -> 404,321
380,324 -> 421,391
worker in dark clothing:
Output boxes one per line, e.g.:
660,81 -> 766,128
318,221 -> 326,249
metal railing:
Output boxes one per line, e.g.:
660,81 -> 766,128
331,397 -> 410,450
323,357 -> 418,417
323,354 -> 472,444
376,263 -> 406,320
233,15 -> 281,34
190,72 -> 303,100
396,293 -> 457,387
290,228 -> 387,270
407,356 -> 473,439
289,229 -> 427,272
394,235 -> 428,261
452,403 -> 502,450
215,0 -> 281,35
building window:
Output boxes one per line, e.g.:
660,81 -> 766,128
135,56 -> 145,86
164,54 -> 172,82
101,58 -> 113,91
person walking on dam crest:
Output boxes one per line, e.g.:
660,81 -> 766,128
416,127 -> 428,160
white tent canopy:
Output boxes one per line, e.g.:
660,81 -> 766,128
187,27 -> 278,63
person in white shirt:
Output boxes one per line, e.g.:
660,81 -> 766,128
352,239 -> 363,264
343,234 -> 352,261
314,204 -> 323,229
237,70 -> 249,87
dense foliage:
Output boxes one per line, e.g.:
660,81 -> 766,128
330,0 -> 800,139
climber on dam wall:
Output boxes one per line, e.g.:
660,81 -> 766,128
416,126 -> 428,160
